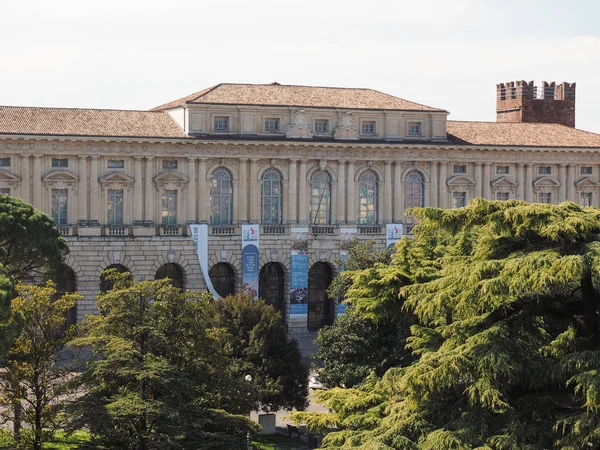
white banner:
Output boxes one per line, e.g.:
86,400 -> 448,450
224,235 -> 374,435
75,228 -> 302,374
241,224 -> 260,299
189,224 -> 220,299
386,224 -> 403,249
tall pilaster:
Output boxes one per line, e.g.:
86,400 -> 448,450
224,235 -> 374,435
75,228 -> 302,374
336,160 -> 346,224
187,157 -> 197,223
145,157 -> 155,222
198,159 -> 207,222
20,154 -> 31,204
516,163 -> 525,200
567,164 -> 576,202
133,156 -> 143,222
32,155 -> 42,209
238,158 -> 248,223
288,159 -> 298,224
524,164 -> 533,202
298,159 -> 308,224
483,163 -> 493,199
394,161 -> 404,221
89,156 -> 100,222
439,162 -> 448,209
346,160 -> 356,224
78,156 -> 88,221
558,164 -> 567,203
475,163 -> 483,199
249,158 -> 259,222
383,161 -> 392,223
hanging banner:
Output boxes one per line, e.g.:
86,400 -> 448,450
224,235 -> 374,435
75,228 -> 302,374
386,224 -> 403,249
290,227 -> 309,317
242,224 -> 260,299
338,227 -> 357,316
189,224 -> 220,299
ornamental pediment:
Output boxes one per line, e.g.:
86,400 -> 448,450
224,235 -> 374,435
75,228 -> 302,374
153,171 -> 189,184
491,176 -> 517,187
42,170 -> 78,183
533,176 -> 560,187
574,176 -> 600,187
0,169 -> 20,182
99,171 -> 134,184
446,175 -> 475,186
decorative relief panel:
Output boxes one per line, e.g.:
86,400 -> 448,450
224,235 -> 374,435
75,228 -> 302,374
446,175 -> 476,193
153,171 -> 189,191
286,110 -> 312,139
99,171 -> 135,191
491,176 -> 518,193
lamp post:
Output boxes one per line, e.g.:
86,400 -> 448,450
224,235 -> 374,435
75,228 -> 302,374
245,374 -> 252,450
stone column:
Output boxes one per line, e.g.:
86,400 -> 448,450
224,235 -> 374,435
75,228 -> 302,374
516,163 -> 525,200
346,160 -> 356,224
78,156 -> 88,221
32,155 -> 42,209
198,159 -> 207,222
89,156 -> 100,222
21,154 -> 31,204
567,164 -> 576,202
238,158 -> 248,223
383,161 -> 392,223
524,164 -> 533,203
558,164 -> 567,203
475,163 -> 483,199
336,160 -> 346,224
133,156 -> 143,222
439,162 -> 448,209
187,157 -> 197,223
394,161 -> 404,221
288,159 -> 298,224
249,158 -> 259,222
298,159 -> 308,224
145,157 -> 155,222
483,163 -> 493,199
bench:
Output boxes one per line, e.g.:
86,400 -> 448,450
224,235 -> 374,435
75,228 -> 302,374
287,424 -> 301,439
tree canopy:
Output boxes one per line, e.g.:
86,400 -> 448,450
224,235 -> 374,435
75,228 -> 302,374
0,195 -> 68,281
295,199 -> 600,449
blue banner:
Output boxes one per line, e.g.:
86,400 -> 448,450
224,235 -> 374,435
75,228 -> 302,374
242,225 -> 259,299
290,228 -> 309,317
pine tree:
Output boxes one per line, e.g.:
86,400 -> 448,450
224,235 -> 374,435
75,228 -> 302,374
294,199 -> 600,449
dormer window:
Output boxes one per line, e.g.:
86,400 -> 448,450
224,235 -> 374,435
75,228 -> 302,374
264,118 -> 280,132
52,158 -> 68,168
108,159 -> 125,169
539,166 -> 552,175
162,160 -> 178,170
408,122 -> 423,136
453,165 -> 467,174
0,157 -> 10,167
361,121 -> 376,135
496,166 -> 510,174
314,119 -> 329,133
581,166 -> 593,175
214,117 -> 229,132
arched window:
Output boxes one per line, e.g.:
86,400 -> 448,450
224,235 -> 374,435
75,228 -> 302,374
310,171 -> 331,225
209,263 -> 235,298
405,171 -> 425,232
155,263 -> 184,290
261,169 -> 283,224
210,168 -> 233,225
259,262 -> 285,316
358,170 -> 378,225
100,264 -> 131,293
54,264 -> 77,327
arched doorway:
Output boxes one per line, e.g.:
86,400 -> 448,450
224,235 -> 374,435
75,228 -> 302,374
100,264 -> 131,293
54,264 -> 77,327
155,263 -> 184,290
209,263 -> 235,298
259,262 -> 285,317
307,262 -> 333,331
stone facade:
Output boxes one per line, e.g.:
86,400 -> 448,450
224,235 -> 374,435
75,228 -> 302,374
0,81 -> 599,332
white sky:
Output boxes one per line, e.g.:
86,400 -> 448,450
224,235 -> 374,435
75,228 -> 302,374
1,0 -> 599,133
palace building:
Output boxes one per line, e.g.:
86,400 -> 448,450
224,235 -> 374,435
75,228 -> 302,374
0,80 -> 599,332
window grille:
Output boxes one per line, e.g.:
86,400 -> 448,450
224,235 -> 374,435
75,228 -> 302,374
261,169 -> 282,224
358,170 -> 378,225
210,168 -> 233,225
310,170 -> 331,225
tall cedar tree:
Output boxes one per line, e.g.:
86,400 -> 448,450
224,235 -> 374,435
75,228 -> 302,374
68,272 -> 260,450
292,199 -> 600,449
0,264 -> 15,356
315,240 -> 412,389
0,282 -> 79,450
0,195 -> 68,281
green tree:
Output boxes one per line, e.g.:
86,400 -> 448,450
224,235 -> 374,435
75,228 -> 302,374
208,293 -> 309,412
293,199 -> 600,449
0,264 -> 15,356
0,282 -> 79,450
0,195 -> 68,281
69,272 -> 257,450
315,240 -> 411,389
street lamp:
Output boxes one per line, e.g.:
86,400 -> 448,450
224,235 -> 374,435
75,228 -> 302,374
245,374 -> 253,450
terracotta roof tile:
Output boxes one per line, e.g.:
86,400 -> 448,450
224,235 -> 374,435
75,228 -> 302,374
0,106 -> 186,138
447,121 -> 600,148
152,83 -> 446,112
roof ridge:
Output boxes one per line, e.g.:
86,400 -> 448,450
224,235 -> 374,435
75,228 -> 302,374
216,82 -> 378,91
0,104 -> 166,114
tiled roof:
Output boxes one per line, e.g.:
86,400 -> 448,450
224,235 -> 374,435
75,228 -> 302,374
447,121 -> 600,148
0,106 -> 186,138
152,83 -> 446,112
